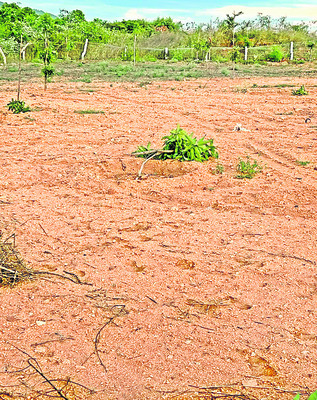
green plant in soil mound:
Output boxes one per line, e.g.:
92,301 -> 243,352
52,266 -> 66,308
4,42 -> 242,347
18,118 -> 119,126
7,99 -> 30,114
134,125 -> 218,162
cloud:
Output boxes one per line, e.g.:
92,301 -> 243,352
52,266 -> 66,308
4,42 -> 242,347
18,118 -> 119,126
124,8 -> 144,20
123,7 -> 192,20
194,5 -> 317,20
117,4 -> 317,24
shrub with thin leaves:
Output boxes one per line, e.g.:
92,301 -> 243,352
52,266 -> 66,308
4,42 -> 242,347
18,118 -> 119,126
134,142 -> 154,157
266,46 -> 284,62
7,99 -> 30,114
161,125 -> 218,161
134,125 -> 218,162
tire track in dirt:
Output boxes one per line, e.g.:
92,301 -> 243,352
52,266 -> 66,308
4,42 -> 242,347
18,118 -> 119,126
244,141 -> 317,191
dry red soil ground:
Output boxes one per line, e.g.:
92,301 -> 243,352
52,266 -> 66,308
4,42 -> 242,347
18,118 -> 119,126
0,76 -> 316,400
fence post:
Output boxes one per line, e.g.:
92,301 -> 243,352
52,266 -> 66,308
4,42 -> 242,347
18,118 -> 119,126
21,43 -> 31,61
164,47 -> 168,60
133,35 -> 136,66
0,46 -> 6,67
81,38 -> 89,61
244,46 -> 248,62
290,41 -> 294,61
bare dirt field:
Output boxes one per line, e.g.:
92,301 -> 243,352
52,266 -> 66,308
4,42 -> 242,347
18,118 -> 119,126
0,74 -> 317,400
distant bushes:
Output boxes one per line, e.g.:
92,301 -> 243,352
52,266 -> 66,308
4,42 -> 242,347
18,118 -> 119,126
0,2 -> 316,63
266,46 -> 285,62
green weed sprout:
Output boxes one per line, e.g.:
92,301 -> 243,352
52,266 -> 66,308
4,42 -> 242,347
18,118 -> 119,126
235,156 -> 262,179
292,85 -> 308,96
296,160 -> 310,166
212,162 -> 224,174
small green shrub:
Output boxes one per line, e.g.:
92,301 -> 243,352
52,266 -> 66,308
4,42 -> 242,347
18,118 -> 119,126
134,125 -> 218,162
160,125 -> 218,161
120,49 -> 134,61
170,49 -> 186,61
235,156 -> 262,179
266,46 -> 284,62
7,99 -> 30,114
292,85 -> 308,96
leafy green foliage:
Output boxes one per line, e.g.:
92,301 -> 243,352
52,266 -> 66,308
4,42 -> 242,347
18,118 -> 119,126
231,47 -> 242,62
134,125 -> 218,162
266,46 -> 284,62
235,156 -> 262,179
152,17 -> 181,32
0,1 -> 316,64
161,125 -> 218,161
41,64 -> 55,78
308,391 -> 317,400
40,45 -> 56,89
39,47 -> 55,65
292,85 -> 308,95
134,142 -> 154,157
7,99 -> 30,113
293,390 -> 317,400
221,11 -> 243,46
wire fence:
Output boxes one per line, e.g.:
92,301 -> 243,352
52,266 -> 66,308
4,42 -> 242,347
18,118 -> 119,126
1,40 -> 316,64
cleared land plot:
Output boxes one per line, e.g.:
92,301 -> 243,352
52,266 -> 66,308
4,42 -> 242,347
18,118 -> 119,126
0,72 -> 316,400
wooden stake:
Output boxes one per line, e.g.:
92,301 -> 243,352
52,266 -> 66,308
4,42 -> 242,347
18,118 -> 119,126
133,34 -> 136,66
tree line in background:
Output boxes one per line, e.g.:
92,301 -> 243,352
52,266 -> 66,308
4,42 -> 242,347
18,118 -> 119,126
0,1 -> 316,64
